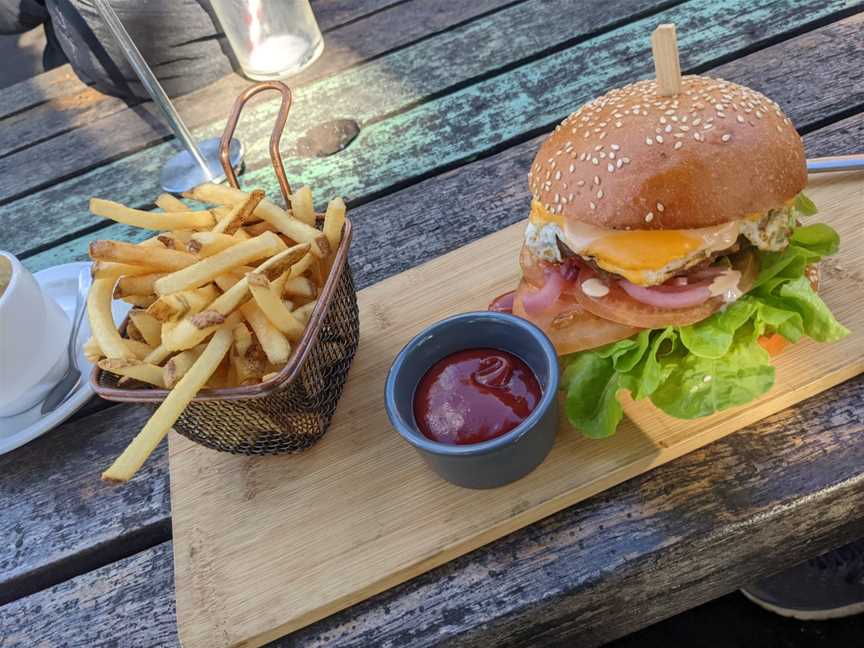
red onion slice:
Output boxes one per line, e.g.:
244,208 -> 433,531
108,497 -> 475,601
619,279 -> 712,309
521,270 -> 566,315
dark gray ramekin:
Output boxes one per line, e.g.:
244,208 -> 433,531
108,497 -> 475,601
385,311 -> 559,489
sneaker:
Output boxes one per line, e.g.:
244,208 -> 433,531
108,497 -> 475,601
741,538 -> 864,621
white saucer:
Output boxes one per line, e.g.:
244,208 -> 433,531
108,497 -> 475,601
0,262 -> 131,455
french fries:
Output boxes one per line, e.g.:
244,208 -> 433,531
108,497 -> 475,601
90,240 -> 197,271
98,358 -> 166,388
91,198 -> 215,230
153,232 -> 286,295
185,183 -> 329,258
89,183 -> 348,483
102,320 -> 237,483
289,186 -> 316,226
155,193 -> 188,212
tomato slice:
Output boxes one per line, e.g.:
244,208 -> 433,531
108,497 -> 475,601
512,279 -> 640,355
758,332 -> 789,356
571,249 -> 759,328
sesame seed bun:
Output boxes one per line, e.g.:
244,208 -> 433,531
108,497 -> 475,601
528,75 -> 806,230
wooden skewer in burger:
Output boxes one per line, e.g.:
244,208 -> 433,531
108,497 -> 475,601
503,24 -> 848,437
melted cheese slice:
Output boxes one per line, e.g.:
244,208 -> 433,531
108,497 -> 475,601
529,201 -> 742,284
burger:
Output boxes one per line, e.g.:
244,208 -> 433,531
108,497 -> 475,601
510,75 -> 848,437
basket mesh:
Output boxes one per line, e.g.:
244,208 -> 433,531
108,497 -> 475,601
174,265 -> 359,454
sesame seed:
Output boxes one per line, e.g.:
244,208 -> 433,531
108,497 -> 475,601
674,141 -> 683,150
692,118 -> 701,126
595,145 -> 603,151
577,179 -> 585,186
594,175 -> 601,185
607,163 -> 615,172
665,124 -> 672,133
703,124 -> 713,130
583,130 -> 591,138
569,164 -> 575,172
609,152 -> 616,159
590,201 -> 597,210
616,159 -> 623,168
615,121 -> 623,128
736,115 -> 745,123
610,144 -> 620,151
656,202 -> 665,212
756,111 -> 763,119
655,135 -> 664,143
592,158 -> 599,165
621,157 -> 630,164
660,116 -> 667,124
721,133 -> 731,142
776,125 -> 783,132
599,152 -> 607,159
645,212 -> 654,223
694,132 -> 703,142
679,125 -> 690,131
554,171 -> 561,180
599,131 -> 607,139
597,190 -> 604,199
645,137 -> 653,145
554,193 -> 560,203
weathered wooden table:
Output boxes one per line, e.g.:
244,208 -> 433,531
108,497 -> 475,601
2,2 -> 863,645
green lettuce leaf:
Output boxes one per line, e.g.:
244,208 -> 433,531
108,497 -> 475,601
794,192 -> 818,217
559,204 -> 847,438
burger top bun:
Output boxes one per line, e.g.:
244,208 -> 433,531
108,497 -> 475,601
528,75 -> 806,231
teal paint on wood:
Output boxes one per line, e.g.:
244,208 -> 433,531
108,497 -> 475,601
2,0 -> 674,257
19,0 -> 863,272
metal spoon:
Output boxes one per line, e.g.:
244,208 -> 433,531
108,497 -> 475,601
807,155 -> 864,174
93,0 -> 243,193
42,267 -> 92,414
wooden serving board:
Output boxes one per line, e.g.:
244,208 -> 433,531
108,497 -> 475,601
170,171 -> 864,648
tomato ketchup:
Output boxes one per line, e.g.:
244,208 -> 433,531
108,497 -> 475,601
413,348 -> 541,445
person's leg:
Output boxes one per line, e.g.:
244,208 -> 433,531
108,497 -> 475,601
742,538 -> 864,620
43,0 -> 235,99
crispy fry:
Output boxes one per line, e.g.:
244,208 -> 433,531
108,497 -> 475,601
240,301 -> 291,364
211,189 -> 265,235
114,273 -> 165,298
163,345 -> 205,388
154,232 -> 286,296
159,247 -> 303,351
323,197 -> 346,259
98,358 -> 166,388
247,273 -> 306,341
122,339 -> 155,360
143,344 -> 172,366
293,300 -> 317,326
185,183 -> 328,257
186,232 -> 240,257
92,261 -> 158,279
243,221 -> 278,237
88,277 -> 136,359
288,252 -> 315,279
155,193 -> 188,212
288,186 -> 315,226
282,276 -> 317,299
102,319 -> 236,482
90,198 -> 215,230
89,240 -> 197,271
125,318 -> 144,342
120,294 -> 157,308
83,336 -> 103,363
147,284 -> 218,322
233,228 -> 251,241
128,310 -> 162,347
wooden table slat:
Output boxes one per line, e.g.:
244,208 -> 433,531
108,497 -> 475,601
15,1 -> 863,273
1,0 -> 672,256
5,373 -> 863,648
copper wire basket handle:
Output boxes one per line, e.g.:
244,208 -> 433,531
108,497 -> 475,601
219,81 -> 294,204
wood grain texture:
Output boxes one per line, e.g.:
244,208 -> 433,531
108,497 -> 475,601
3,45 -> 861,616
2,0 -> 671,255
16,0 -> 862,270
8,374 -> 863,648
0,541 -> 177,648
0,0 -> 523,193
0,404 -> 170,606
169,172 -> 864,647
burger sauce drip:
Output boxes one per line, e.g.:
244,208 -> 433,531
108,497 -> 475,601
413,348 -> 541,445
489,291 -> 516,314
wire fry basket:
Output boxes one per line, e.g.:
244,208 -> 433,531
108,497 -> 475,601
92,82 -> 360,455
